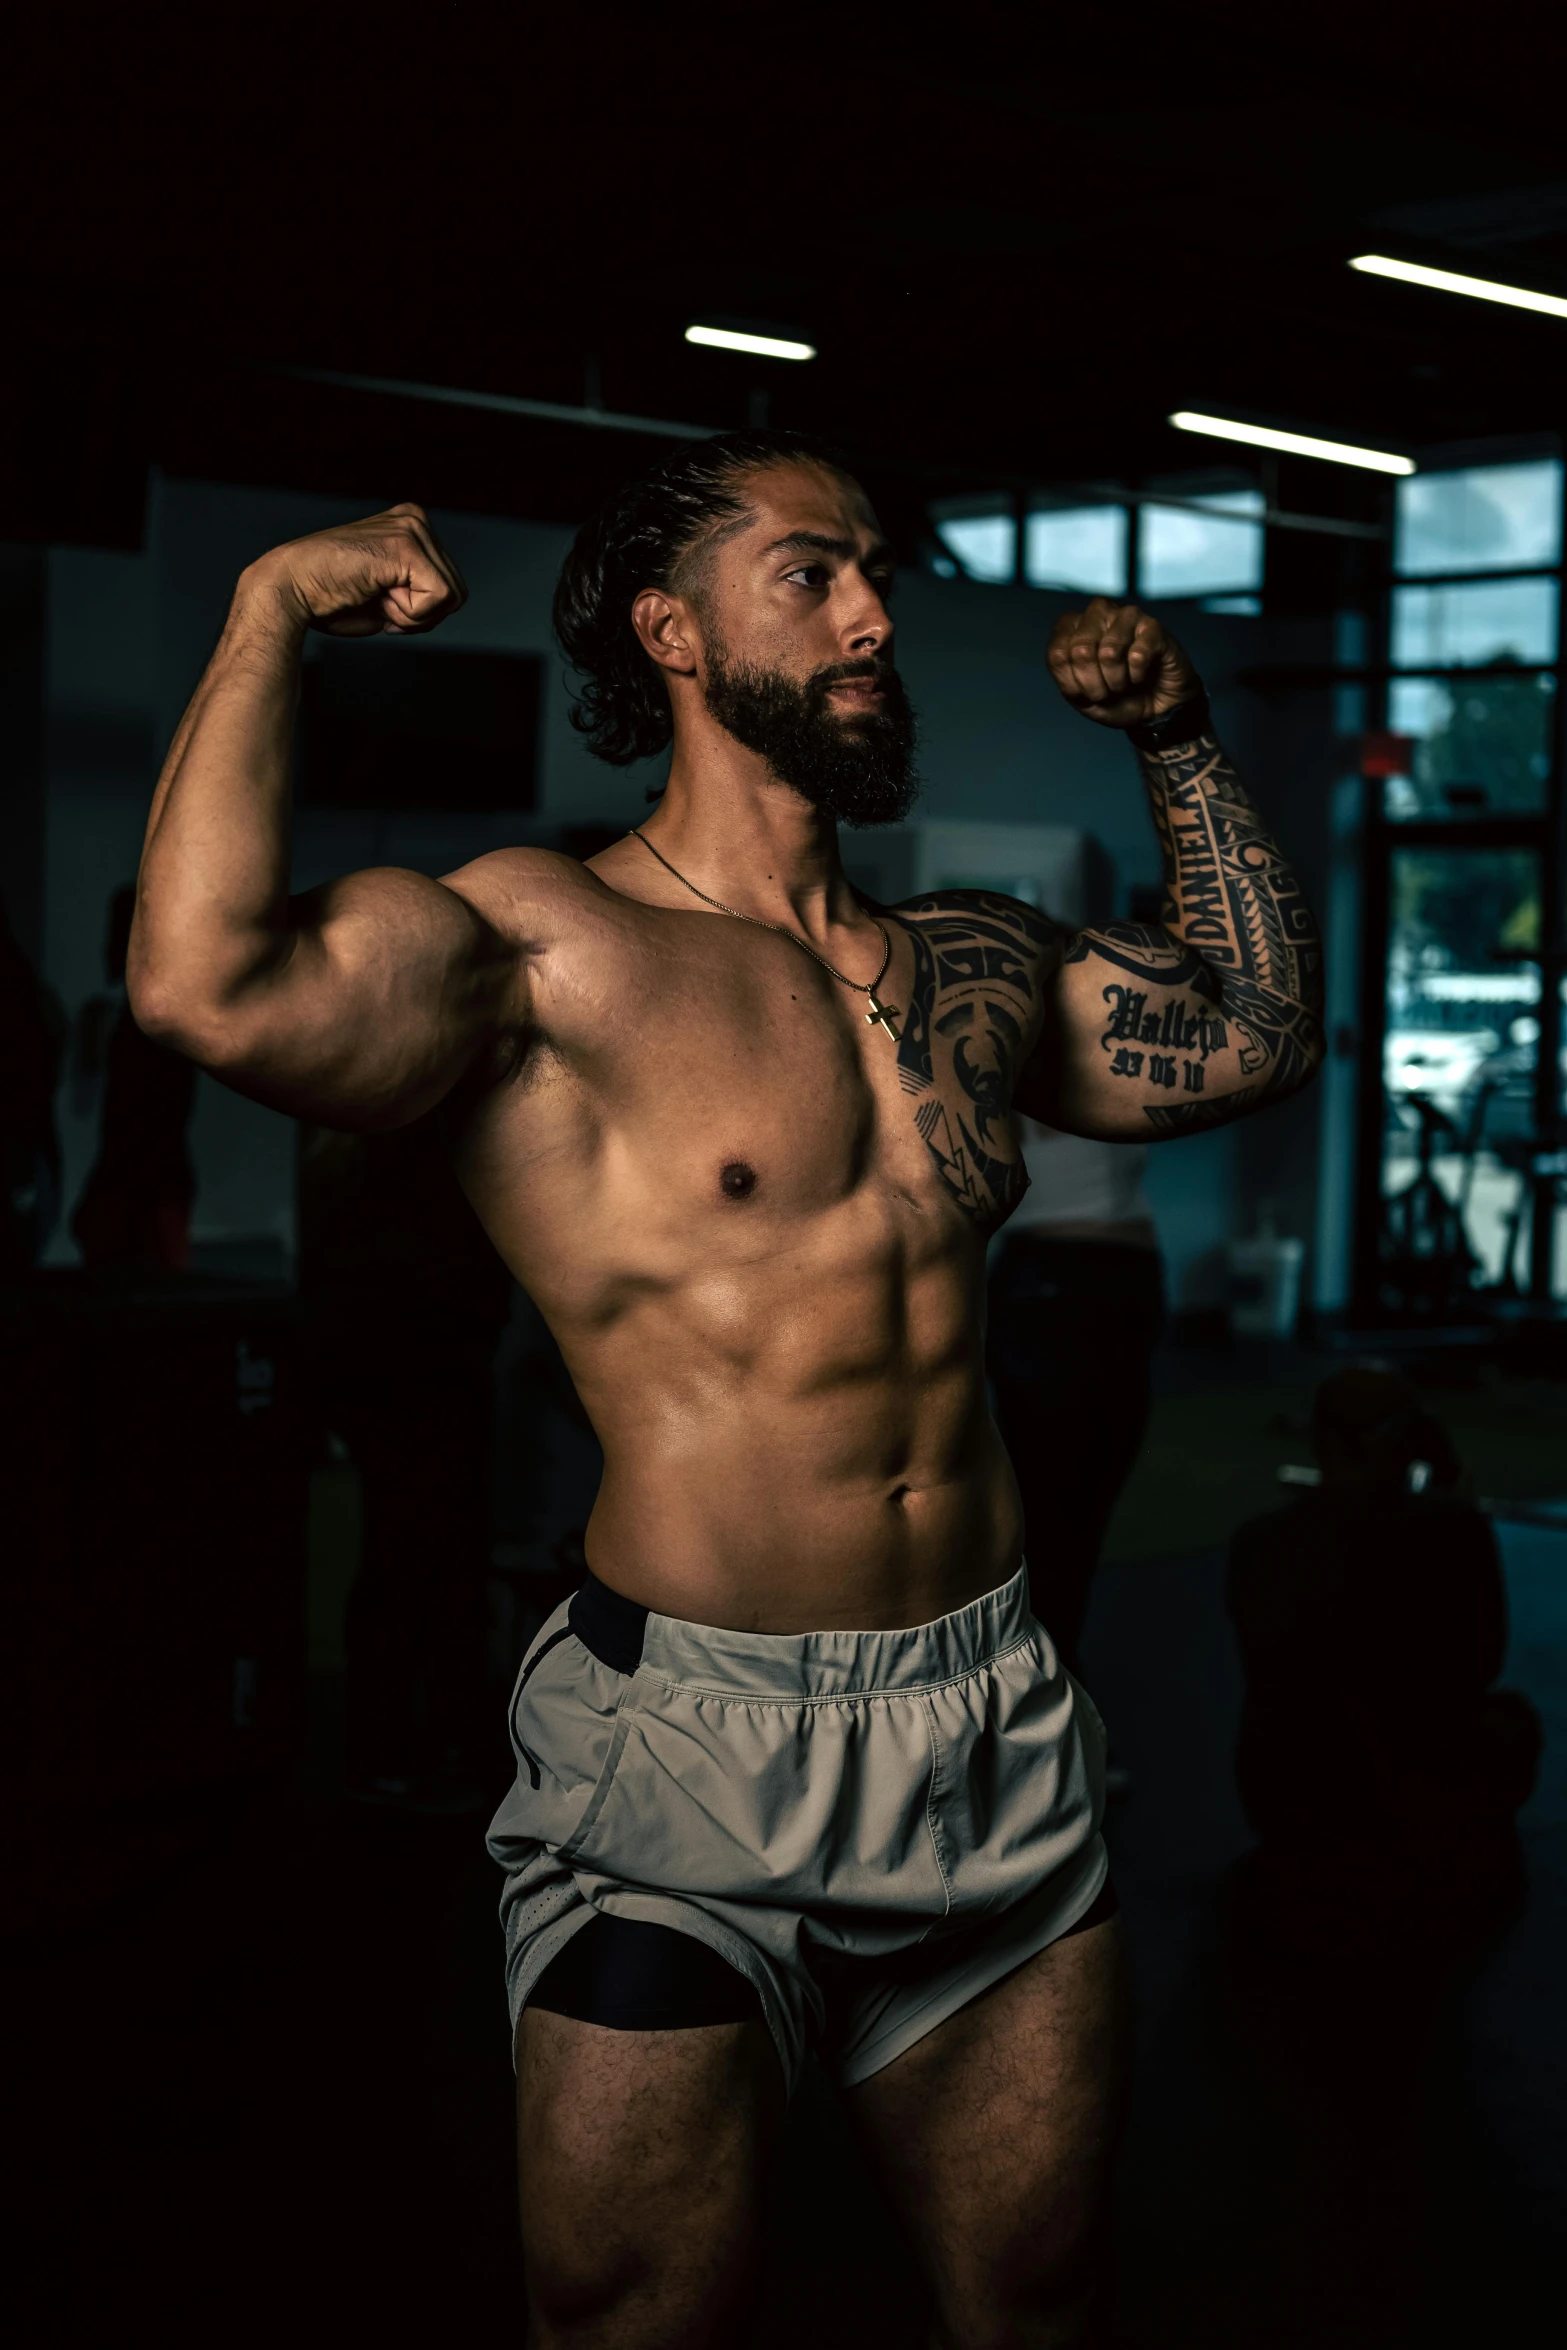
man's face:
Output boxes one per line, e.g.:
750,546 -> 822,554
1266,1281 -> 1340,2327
690,461 -> 919,826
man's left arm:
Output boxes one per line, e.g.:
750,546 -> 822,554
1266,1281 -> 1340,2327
1017,598 -> 1325,1139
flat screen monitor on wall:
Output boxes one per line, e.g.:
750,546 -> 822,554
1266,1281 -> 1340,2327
298,643 -> 541,812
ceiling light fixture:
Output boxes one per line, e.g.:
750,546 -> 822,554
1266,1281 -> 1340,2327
684,324 -> 816,361
1168,410 -> 1415,476
1350,253 -> 1567,321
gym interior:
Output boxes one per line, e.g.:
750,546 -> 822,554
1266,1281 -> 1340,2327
5,13 -> 1566,2344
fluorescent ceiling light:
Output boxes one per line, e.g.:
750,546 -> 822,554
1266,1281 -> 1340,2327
1351,253 -> 1567,321
1168,410 -> 1414,476
684,323 -> 815,361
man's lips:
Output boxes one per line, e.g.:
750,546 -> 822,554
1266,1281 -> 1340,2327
828,676 -> 886,702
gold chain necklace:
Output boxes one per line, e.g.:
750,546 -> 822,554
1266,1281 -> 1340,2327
628,827 -> 903,1040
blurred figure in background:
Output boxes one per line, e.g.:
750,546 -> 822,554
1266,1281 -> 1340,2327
1227,1362 -> 1542,1948
298,1120 -> 514,1810
987,1117 -> 1165,1680
0,897 -> 66,1277
72,885 -> 196,1272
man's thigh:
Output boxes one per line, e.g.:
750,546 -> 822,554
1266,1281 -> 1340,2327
847,1916 -> 1131,2348
515,2004 -> 784,2350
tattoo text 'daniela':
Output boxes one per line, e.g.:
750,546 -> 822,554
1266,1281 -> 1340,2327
1064,731 -> 1324,1136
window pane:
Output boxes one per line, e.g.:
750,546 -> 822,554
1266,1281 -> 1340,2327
1382,673 -> 1555,819
933,513 -> 1016,584
1383,846 -> 1543,1295
1138,490 -> 1264,598
1390,575 -> 1557,667
1394,460 -> 1562,577
1024,505 -> 1127,594
1334,611 -> 1369,734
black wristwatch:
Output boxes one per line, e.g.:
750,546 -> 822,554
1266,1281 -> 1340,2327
1126,689 -> 1211,752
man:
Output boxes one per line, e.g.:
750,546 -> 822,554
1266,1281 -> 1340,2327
1228,1363 -> 1541,1950
987,1116 -> 1164,1686
0,896 -> 65,1276
296,1117 -> 513,1807
130,429 -> 1322,2347
71,884 -> 197,1271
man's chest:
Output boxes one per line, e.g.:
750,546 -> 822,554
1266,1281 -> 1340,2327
537,895 -> 1055,1233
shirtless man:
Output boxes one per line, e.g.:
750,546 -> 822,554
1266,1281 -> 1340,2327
130,428 -> 1323,2348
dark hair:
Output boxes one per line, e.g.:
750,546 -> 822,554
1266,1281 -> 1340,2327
552,428 -> 849,766
1312,1362 -> 1462,1492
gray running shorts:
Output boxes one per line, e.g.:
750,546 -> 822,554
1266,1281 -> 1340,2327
486,1562 -> 1109,2096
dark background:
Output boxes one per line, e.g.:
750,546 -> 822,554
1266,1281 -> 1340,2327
5,9 -> 1567,2346
8,3 -> 1567,549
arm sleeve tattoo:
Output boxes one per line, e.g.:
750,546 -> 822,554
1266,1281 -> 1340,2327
1058,728 -> 1324,1136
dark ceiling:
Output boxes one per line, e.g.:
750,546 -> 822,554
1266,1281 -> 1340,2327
10,1 -> 1567,551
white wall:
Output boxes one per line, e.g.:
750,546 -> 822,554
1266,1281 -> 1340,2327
41,474 -> 1338,1310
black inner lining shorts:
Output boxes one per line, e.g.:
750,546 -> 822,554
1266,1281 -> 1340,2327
489,1564 -> 1113,2094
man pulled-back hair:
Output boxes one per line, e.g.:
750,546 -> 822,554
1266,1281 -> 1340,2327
130,432 -> 1324,2345
554,428 -> 920,820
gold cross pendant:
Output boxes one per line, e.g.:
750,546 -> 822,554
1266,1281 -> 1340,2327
865,993 -> 902,1041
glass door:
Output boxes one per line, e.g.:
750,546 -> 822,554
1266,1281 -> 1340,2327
1356,456 -> 1566,1318
1379,843 -> 1543,1311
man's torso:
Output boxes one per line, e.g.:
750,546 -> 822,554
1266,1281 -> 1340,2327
449,850 -> 1062,1631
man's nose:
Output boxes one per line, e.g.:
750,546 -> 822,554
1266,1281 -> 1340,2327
845,589 -> 893,657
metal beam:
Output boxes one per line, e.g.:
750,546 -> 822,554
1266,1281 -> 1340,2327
274,367 -> 1388,538
276,365 -> 721,442
1059,481 -> 1386,542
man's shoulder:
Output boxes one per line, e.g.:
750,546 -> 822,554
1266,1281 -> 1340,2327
889,886 -> 1064,956
1230,1494 -> 1317,1558
1225,1496 -> 1320,1615
438,845 -> 617,947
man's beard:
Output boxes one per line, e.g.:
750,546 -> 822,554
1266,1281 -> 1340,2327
701,642 -> 920,826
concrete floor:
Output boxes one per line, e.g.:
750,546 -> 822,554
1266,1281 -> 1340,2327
6,1521 -> 1565,2346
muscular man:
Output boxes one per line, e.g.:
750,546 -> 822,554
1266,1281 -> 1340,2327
130,429 -> 1323,2347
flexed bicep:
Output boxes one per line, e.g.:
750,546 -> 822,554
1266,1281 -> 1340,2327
1029,926 -> 1319,1137
1017,734 -> 1323,1138
193,857 -> 529,1129
128,504 -> 540,1131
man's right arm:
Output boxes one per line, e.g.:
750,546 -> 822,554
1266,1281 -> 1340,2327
130,503 -> 528,1130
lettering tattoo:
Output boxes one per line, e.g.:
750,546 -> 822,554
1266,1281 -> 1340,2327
1066,731 -> 1323,1135
879,731 -> 1317,1206
893,891 -> 1051,1225
1102,988 -> 1228,1061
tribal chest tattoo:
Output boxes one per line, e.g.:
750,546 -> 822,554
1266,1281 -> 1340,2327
872,724 -> 1321,1176
890,891 -> 1053,1225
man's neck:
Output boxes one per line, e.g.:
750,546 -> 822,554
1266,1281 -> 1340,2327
639,743 -> 864,945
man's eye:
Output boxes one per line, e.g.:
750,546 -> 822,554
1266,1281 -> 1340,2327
783,564 -> 828,588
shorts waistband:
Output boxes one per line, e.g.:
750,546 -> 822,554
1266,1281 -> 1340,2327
568,1564 -> 1035,1698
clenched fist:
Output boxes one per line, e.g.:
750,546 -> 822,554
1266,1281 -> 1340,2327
243,501 -> 467,638
1046,598 -> 1200,729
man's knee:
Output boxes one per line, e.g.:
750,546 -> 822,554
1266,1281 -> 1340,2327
521,2147 -> 761,2350
930,2185 -> 1109,2350
516,2008 -> 777,2348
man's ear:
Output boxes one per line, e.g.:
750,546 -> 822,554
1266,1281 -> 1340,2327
632,587 -> 699,676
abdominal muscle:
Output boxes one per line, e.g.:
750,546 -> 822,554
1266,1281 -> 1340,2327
541,1240 -> 1025,1635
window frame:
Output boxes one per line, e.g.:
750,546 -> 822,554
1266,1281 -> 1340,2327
928,476 -> 1269,604
1352,453 -> 1567,1315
